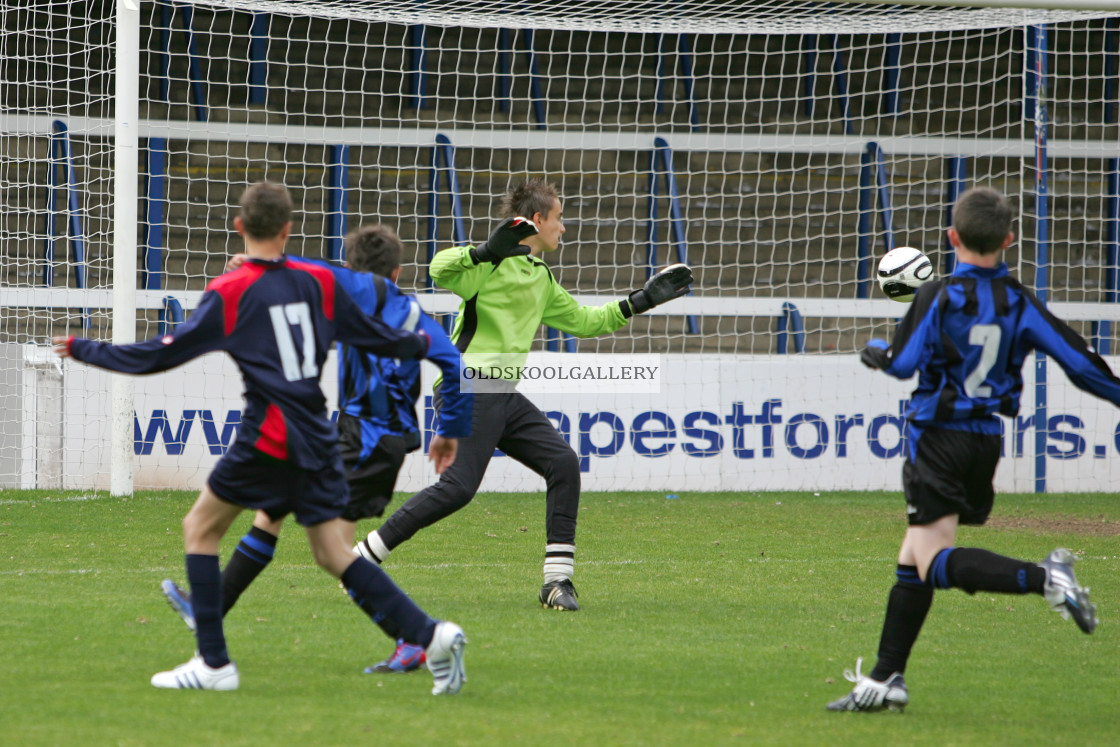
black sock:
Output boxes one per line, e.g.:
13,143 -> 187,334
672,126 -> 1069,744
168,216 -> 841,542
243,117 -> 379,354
942,547 -> 1046,595
186,554 -> 230,669
870,565 -> 933,682
341,557 -> 437,648
220,525 -> 278,615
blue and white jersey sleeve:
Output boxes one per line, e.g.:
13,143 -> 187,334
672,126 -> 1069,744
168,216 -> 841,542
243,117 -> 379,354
882,281 -> 942,380
1017,289 -> 1120,408
418,309 -> 472,438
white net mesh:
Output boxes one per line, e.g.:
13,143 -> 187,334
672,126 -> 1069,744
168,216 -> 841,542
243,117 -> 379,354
2,1 -> 1119,492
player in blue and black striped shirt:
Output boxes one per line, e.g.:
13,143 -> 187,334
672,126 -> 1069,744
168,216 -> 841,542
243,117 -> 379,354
828,187 -> 1120,712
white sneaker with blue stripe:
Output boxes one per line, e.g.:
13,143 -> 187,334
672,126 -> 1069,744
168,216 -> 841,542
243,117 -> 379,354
151,654 -> 239,691
426,621 -> 467,695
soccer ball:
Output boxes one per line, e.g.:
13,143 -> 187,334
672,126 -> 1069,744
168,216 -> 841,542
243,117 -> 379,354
877,246 -> 935,302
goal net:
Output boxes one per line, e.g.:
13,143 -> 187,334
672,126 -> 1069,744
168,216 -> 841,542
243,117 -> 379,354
2,0 -> 1118,493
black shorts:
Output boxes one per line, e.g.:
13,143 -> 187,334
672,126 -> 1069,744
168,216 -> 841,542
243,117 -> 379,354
903,426 -> 1001,526
207,442 -> 349,527
337,413 -> 409,522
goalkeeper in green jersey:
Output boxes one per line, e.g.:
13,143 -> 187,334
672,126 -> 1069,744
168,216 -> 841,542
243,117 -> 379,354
356,177 -> 691,628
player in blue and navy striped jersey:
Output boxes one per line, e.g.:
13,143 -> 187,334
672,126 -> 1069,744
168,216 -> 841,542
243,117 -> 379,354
56,182 -> 467,695
159,224 -> 471,675
828,187 -> 1119,713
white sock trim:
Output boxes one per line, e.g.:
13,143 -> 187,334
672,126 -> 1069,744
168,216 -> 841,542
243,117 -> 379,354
357,530 -> 391,564
544,544 -> 575,584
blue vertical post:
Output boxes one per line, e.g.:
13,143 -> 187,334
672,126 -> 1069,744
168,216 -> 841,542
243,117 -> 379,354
495,28 -> 546,127
802,34 -> 818,118
43,121 -> 89,327
159,3 -> 172,104
775,302 -> 805,354
655,34 -> 699,130
177,2 -> 208,122
326,145 -> 349,263
1024,30 -> 1037,122
943,157 -> 967,275
871,143 -> 895,250
497,28 -> 511,112
248,12 -> 269,105
408,24 -> 428,109
882,33 -> 901,118
1096,19 -> 1119,355
427,134 -> 466,334
142,139 -> 167,290
521,28 -> 547,129
1099,155 -> 1119,355
830,35 -> 853,134
857,148 -> 873,299
1031,25 -> 1049,493
647,137 -> 699,334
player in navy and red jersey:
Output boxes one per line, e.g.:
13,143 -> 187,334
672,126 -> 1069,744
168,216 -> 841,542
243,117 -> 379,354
827,187 -> 1117,713
158,223 -> 472,676
54,182 -> 466,695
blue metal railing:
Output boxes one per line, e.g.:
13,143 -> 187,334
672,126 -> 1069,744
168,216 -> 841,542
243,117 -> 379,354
942,156 -> 968,275
159,297 -> 185,336
326,144 -> 350,262
776,302 -> 806,354
856,141 -> 896,299
655,33 -> 699,131
803,34 -> 853,134
648,137 -> 699,335
496,28 -> 547,128
44,120 -> 90,328
158,1 -> 208,122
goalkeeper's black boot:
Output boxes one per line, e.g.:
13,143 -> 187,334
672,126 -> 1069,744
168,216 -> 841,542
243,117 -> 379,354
539,579 -> 579,611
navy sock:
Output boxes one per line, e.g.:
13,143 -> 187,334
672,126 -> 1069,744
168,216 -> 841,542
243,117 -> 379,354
937,547 -> 1045,595
221,525 -> 278,615
870,565 -> 933,681
341,557 -> 437,648
185,554 -> 230,668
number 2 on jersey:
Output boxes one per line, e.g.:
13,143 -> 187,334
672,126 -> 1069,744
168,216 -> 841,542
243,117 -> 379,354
963,323 -> 1001,398
269,302 -> 318,381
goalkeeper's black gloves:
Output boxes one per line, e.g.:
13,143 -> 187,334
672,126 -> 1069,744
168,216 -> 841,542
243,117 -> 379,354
469,217 -> 538,264
622,263 -> 694,317
860,339 -> 891,370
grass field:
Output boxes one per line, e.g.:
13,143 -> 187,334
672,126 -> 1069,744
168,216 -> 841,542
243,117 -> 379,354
2,489 -> 1118,746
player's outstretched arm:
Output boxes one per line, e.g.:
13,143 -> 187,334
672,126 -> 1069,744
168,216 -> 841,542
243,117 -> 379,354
1020,294 -> 1120,407
622,263 -> 693,316
53,292 -> 227,374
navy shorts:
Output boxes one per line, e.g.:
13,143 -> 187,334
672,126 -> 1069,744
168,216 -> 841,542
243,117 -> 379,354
903,426 -> 1001,526
337,413 -> 410,522
207,442 -> 349,527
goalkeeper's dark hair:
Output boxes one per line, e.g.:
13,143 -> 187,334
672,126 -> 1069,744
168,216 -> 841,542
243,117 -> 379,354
345,224 -> 402,276
500,178 -> 560,222
953,187 -> 1013,255
239,181 -> 293,240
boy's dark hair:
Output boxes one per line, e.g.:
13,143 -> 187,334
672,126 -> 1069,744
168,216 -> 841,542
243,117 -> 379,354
953,187 -> 1013,254
239,181 -> 293,240
345,224 -> 402,276
500,178 -> 560,221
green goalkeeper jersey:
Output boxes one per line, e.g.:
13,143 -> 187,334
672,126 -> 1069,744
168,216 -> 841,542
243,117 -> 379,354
431,245 -> 630,381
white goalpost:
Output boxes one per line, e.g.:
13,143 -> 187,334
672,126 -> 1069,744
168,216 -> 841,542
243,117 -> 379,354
1,0 -> 1118,494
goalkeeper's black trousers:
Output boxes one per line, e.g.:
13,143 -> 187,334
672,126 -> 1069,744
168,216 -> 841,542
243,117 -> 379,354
377,390 -> 581,550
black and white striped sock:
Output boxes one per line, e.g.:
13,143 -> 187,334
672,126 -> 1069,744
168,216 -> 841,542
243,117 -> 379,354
543,543 -> 575,584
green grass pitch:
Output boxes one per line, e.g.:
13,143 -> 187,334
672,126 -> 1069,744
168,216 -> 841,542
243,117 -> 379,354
2,489 -> 1118,745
